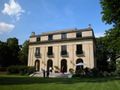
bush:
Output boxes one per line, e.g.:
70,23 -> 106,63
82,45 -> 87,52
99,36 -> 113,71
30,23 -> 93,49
84,67 -> 91,76
0,67 -> 7,72
91,68 -> 99,77
7,66 -> 20,74
27,66 -> 36,74
7,65 -> 35,75
69,68 -> 74,74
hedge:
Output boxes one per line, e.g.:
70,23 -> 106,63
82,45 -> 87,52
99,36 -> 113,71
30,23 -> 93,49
7,65 -> 35,75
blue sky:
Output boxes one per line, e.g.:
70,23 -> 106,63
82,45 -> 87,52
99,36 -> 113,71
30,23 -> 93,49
0,0 -> 112,44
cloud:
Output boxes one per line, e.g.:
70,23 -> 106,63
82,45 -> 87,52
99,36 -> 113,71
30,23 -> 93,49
0,22 -> 15,34
2,0 -> 24,21
95,32 -> 105,38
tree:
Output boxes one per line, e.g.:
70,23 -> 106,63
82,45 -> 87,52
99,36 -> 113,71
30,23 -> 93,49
96,37 -> 109,71
7,38 -> 20,65
18,40 -> 29,65
100,0 -> 120,71
100,0 -> 120,27
0,41 -> 11,67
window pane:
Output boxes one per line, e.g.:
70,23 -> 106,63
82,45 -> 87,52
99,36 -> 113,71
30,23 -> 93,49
36,47 -> 40,54
61,45 -> 67,51
48,46 -> 53,53
36,37 -> 40,41
76,32 -> 82,38
61,33 -> 67,39
48,35 -> 53,40
77,44 -> 82,51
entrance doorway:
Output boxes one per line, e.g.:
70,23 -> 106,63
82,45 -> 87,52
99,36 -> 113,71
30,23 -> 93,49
61,59 -> 67,73
76,58 -> 83,71
47,59 -> 53,72
35,60 -> 40,71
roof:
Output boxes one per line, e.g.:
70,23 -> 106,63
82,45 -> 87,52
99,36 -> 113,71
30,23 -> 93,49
30,27 -> 93,37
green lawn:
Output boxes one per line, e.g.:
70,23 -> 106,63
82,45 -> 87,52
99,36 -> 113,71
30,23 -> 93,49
0,75 -> 120,90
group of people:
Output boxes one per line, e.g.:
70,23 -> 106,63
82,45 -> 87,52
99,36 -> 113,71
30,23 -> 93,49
41,67 -> 53,78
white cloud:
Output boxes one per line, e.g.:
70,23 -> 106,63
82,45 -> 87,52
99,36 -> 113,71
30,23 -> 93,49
2,0 -> 24,21
0,22 -> 15,34
95,32 -> 105,38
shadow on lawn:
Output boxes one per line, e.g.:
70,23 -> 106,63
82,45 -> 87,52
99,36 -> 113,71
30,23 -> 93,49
0,76 -> 120,85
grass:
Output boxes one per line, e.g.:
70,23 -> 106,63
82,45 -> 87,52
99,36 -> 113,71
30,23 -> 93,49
0,75 -> 120,90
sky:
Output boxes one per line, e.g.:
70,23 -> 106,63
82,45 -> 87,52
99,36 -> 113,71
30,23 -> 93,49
0,0 -> 112,44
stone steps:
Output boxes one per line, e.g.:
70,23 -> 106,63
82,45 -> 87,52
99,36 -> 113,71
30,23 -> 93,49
29,72 -> 72,78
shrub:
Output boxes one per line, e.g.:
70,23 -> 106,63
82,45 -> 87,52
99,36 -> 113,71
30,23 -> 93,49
84,67 -> 91,76
91,68 -> 99,77
0,67 -> 7,72
69,68 -> 74,74
7,65 -> 20,74
27,66 -> 36,74
54,66 -> 60,73
7,65 -> 35,75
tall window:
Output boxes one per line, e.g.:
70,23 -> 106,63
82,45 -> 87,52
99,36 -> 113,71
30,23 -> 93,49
35,47 -> 40,58
48,46 -> 53,55
76,32 -> 82,38
36,36 -> 40,42
48,34 -> 53,41
61,33 -> 67,39
61,45 -> 67,55
76,44 -> 83,54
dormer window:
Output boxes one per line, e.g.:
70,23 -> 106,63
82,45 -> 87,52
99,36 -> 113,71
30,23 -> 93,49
36,36 -> 40,42
48,34 -> 53,41
76,32 -> 82,38
61,33 -> 67,39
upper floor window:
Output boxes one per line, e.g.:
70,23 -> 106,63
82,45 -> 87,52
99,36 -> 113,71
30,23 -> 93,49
48,46 -> 53,55
36,47 -> 40,54
61,45 -> 67,51
48,34 -> 53,41
35,47 -> 40,58
76,32 -> 82,38
61,33 -> 67,39
36,36 -> 40,42
76,44 -> 83,54
61,45 -> 67,55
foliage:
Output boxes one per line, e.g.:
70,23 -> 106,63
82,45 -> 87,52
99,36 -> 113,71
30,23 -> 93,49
98,0 -> 120,72
7,65 -> 35,75
7,38 -> 20,65
69,68 -> 74,74
96,37 -> 109,71
100,0 -> 120,27
18,40 -> 29,65
0,38 -> 29,67
0,39 -> 20,67
116,58 -> 120,76
0,41 -> 11,67
27,66 -> 36,74
0,67 -> 7,72
54,66 -> 60,73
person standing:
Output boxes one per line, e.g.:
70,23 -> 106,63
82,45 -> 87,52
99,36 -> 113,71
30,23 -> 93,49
41,68 -> 46,78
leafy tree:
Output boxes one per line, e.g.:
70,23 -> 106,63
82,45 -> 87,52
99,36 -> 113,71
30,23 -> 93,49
0,41 -> 11,67
7,38 -> 20,65
100,0 -> 120,27
104,27 -> 120,54
100,0 -> 120,71
18,40 -> 29,65
96,37 -> 108,71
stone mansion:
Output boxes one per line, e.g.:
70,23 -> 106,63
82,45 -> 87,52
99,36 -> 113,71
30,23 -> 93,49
28,27 -> 96,73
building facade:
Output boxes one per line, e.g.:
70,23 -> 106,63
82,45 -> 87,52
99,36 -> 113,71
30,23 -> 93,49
28,27 -> 96,73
